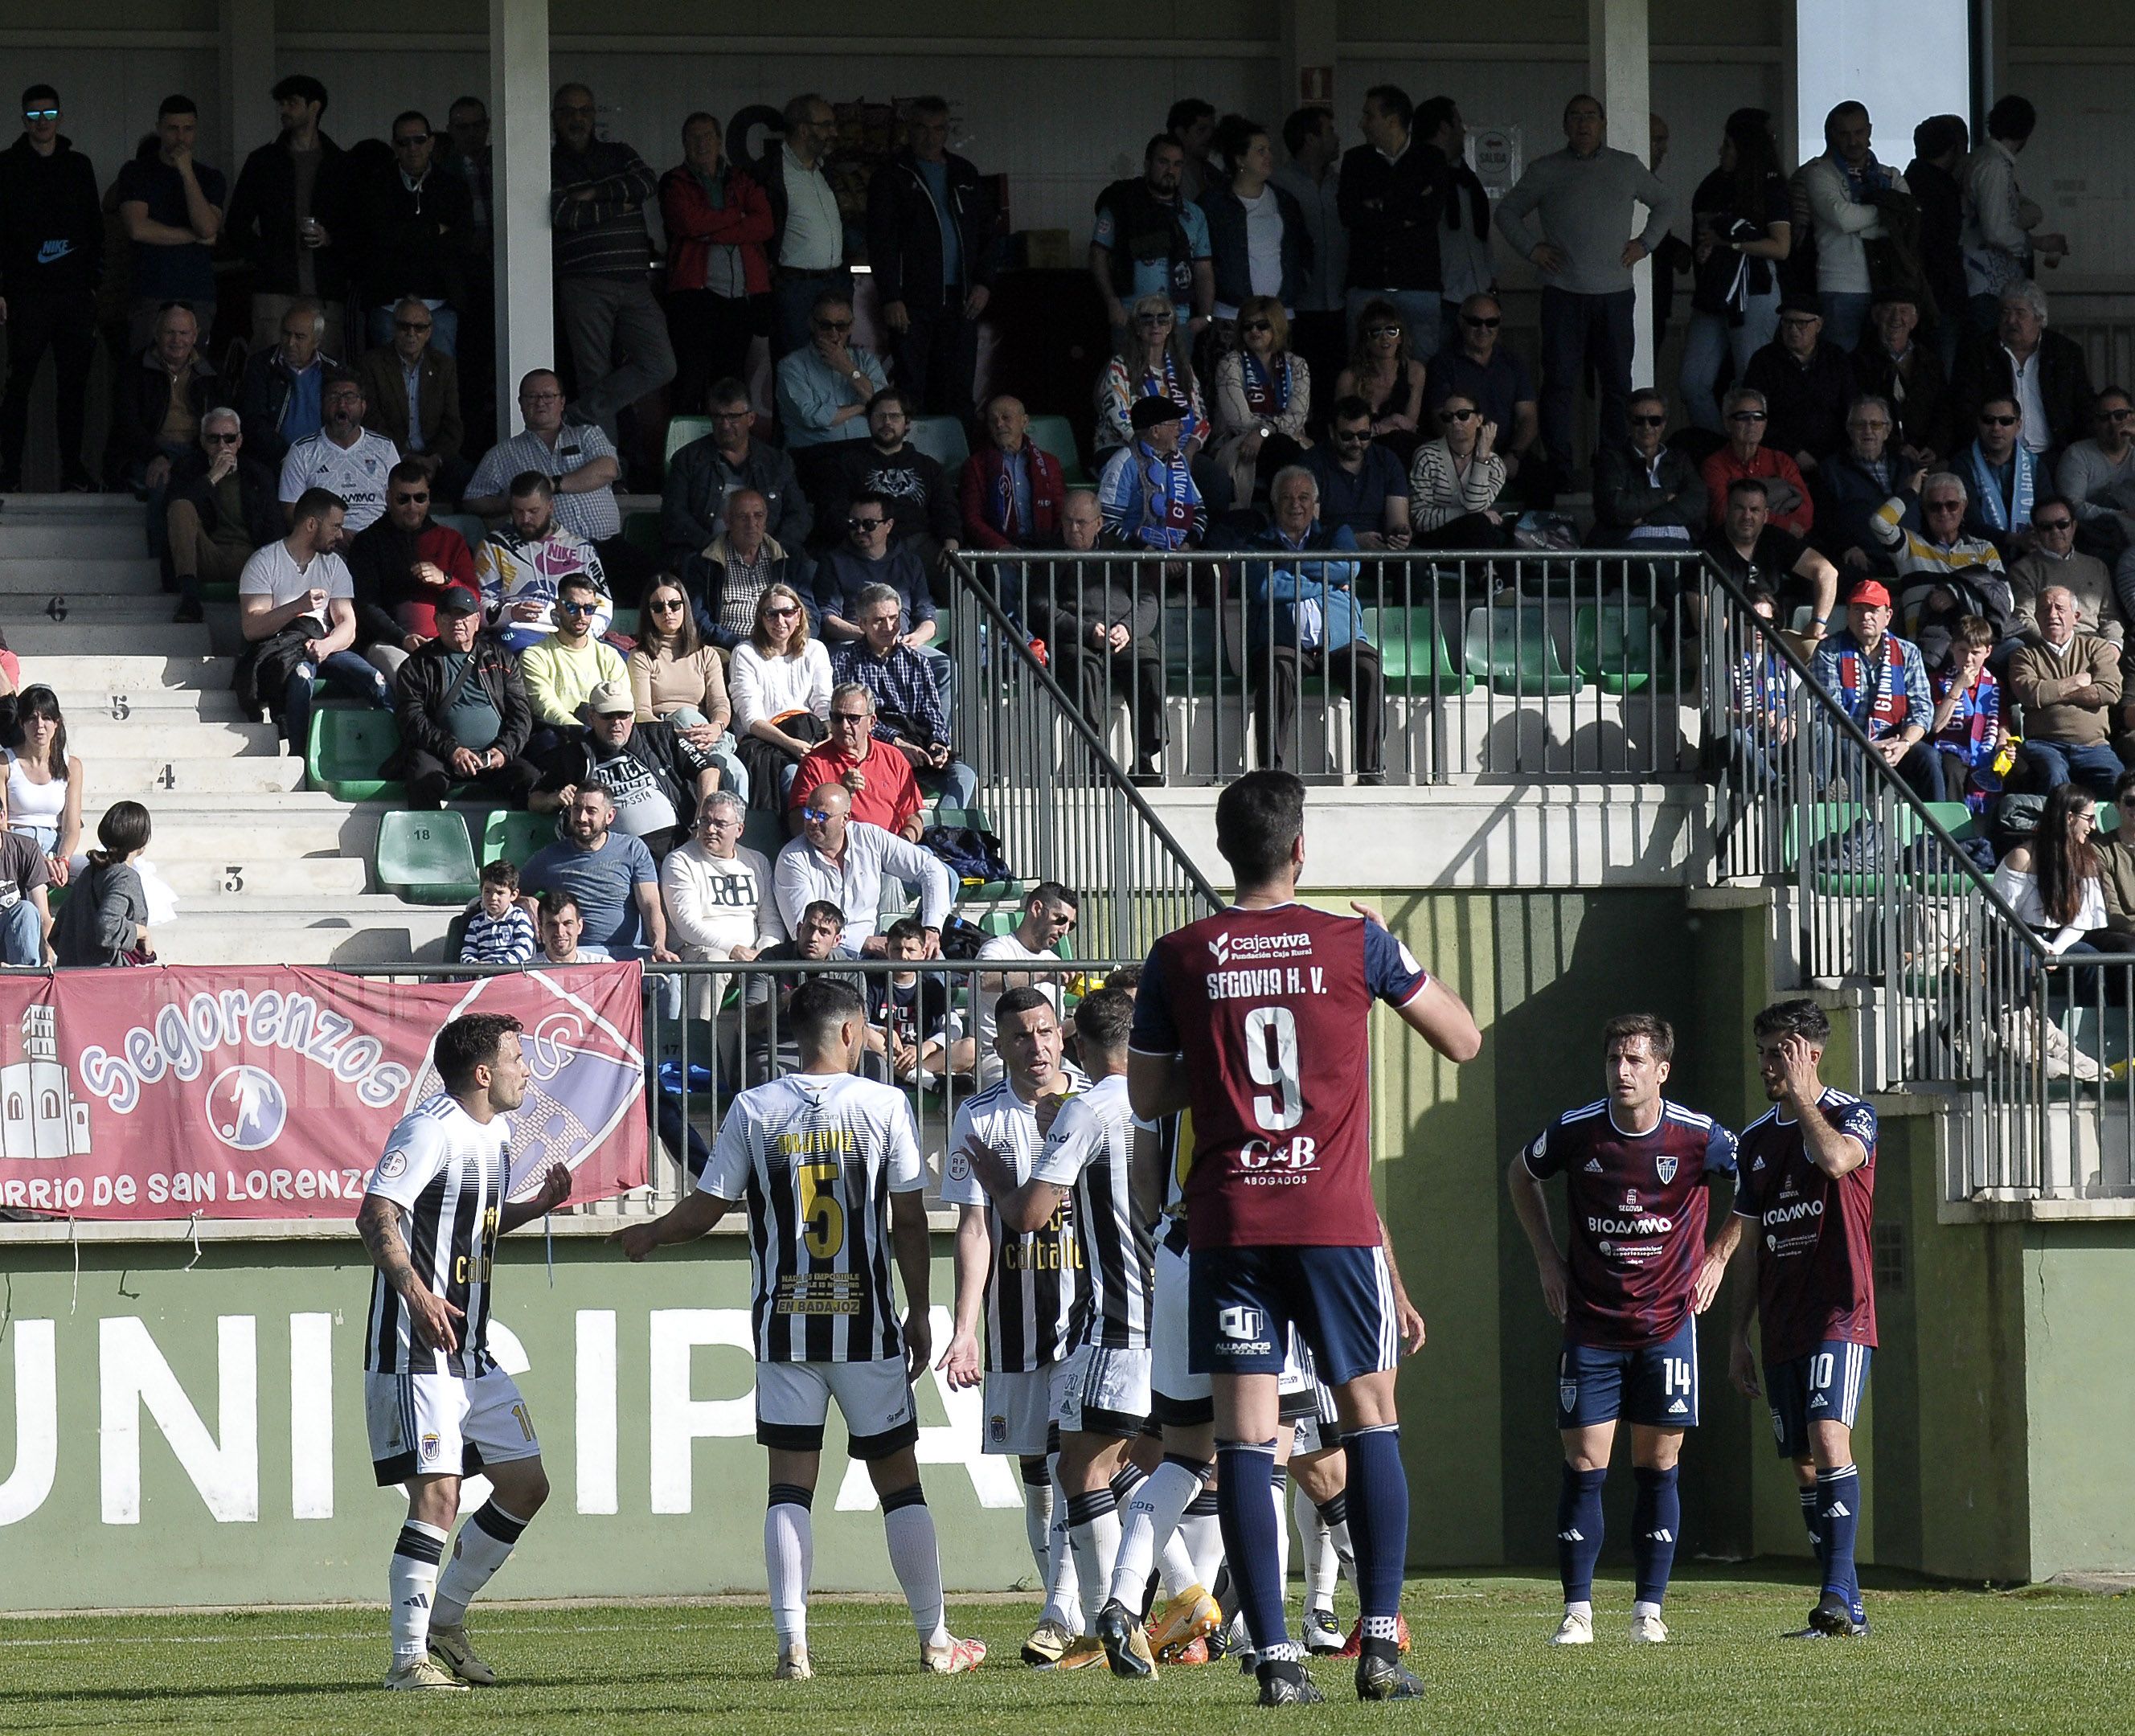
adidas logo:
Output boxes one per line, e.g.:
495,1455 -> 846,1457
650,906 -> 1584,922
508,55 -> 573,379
1752,1155 -> 1765,1170
1557,1528 -> 1586,1542
1584,1157 -> 1604,1173
1824,1501 -> 1852,1518
1668,1399 -> 1688,1414
400,1594 -> 430,1609
1808,1393 -> 1829,1409
1644,1529 -> 1675,1543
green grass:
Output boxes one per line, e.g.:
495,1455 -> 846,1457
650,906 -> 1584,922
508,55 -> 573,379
2,1571 -> 2129,1734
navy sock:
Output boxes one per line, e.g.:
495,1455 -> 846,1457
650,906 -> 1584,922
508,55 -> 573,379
1798,1484 -> 1824,1562
1631,1465 -> 1680,1607
1342,1425 -> 1409,1634
1817,1464 -> 1861,1611
1555,1464 -> 1607,1603
1215,1439 -> 1294,1660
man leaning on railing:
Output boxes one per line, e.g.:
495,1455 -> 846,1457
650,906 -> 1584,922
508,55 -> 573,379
1808,579 -> 1939,799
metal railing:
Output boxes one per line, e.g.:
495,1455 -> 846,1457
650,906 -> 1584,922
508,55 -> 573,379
957,547 -> 1706,785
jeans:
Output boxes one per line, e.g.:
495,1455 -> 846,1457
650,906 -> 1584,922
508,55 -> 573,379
1538,285 -> 1635,481
770,269 -> 854,361
557,275 -> 678,440
366,299 -> 457,358
922,755 -> 979,809
890,288 -> 979,421
0,895 -> 41,966
2022,737 -> 2125,798
1819,291 -> 1874,354
662,709 -> 753,806
283,650 -> 392,751
1344,288 -> 1443,365
0,289 -> 97,483
1679,290 -> 1781,433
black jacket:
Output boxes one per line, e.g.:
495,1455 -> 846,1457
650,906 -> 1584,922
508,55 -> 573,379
104,350 -> 216,477
1951,328 -> 2096,458
167,445 -> 282,549
864,149 -> 996,305
1337,137 -> 1449,293
1092,177 -> 1199,303
235,346 -> 340,467
348,158 -> 473,306
1589,441 -> 1709,542
222,132 -> 351,300
662,432 -> 813,568
391,635 -> 532,765
0,133 -> 101,298
1902,156 -> 1966,331
1852,339 -> 1953,459
814,443 -> 958,549
1742,339 -> 1856,465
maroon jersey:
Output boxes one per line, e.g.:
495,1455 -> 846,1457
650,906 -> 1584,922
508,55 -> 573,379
1521,1098 -> 1738,1349
1129,903 -> 1428,1250
1732,1088 -> 1879,1364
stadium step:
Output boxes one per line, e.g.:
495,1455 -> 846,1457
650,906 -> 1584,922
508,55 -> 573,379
151,855 -> 370,899
18,653 -> 236,694
0,520 -> 150,560
6,620 -> 213,655
66,719 -> 285,759
150,911 -> 463,967
0,557 -> 164,597
91,754 -> 306,795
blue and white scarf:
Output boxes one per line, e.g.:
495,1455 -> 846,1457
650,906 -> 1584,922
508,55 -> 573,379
1830,148 -> 1899,204
1133,441 -> 1199,551
1964,440 -> 2035,534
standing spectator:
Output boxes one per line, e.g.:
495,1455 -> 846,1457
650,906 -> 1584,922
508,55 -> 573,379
1090,135 -> 1213,343
1207,297 -> 1311,506
774,289 -> 887,452
103,301 -> 212,518
1961,96 -> 2067,337
1809,579 -> 1936,798
0,825 -> 52,965
1168,99 -> 1218,203
482,482 -> 611,649
441,96 -> 495,429
223,75 -> 347,354
658,113 -> 772,416
1419,96 -> 1496,355
164,407 -> 280,624
1815,394 -> 1907,572
1928,614 -> 2002,813
277,368 -> 398,538
1680,108 -> 1791,436
867,95 -> 996,423
1701,386 -> 1813,536
1097,397 -> 1207,552
1426,293 -> 1541,493
970,884 -> 1079,1085
389,583 -> 538,810
2010,497 -> 2120,649
533,683 -> 724,860
49,802 -> 151,968
1956,396 -> 2041,556
1797,102 -> 1908,354
772,780 -> 951,956
1590,390 -> 1706,549
548,83 -> 675,442
236,489 -> 392,750
960,395 -> 1066,552
1199,115 -> 1309,346
348,112 -> 473,355
113,96 -> 224,351
1272,105 -> 1348,400
1905,114 -> 1970,371
662,379 -> 813,608
759,94 -> 850,361
830,583 -> 977,809
458,859 -> 538,965
1408,391 -> 1509,547
1952,280 -> 2093,462
516,574 -> 626,743
0,84 -> 103,492
347,460 -> 476,677
729,582 -> 833,808
1026,490 -> 1166,783
1851,290 -> 1951,462
1332,298 -> 1426,458
236,298 -> 335,468
520,783 -> 675,960
4,686 -> 82,887
810,493 -> 950,706
660,792 -> 777,1019
1495,93 -> 1676,485
814,388 -> 961,570
359,297 -> 469,501
1093,294 -> 1210,461
1743,301 -> 1854,472
785,684 -> 924,841
1303,395 -> 1412,547
1338,84 -> 1448,362
627,575 -> 748,799
2009,586 -> 2123,796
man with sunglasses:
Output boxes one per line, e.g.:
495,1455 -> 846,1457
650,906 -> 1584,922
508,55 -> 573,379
359,297 -> 469,502
348,113 -> 471,358
516,572 -> 625,744
1427,293 -> 1541,495
813,490 -> 952,710
349,459 -> 477,676
2008,496 -> 2121,654
817,388 -> 961,574
1303,395 -> 1411,549
0,83 -> 103,493
773,781 -> 952,957
775,291 -> 888,453
1592,391 -> 1705,549
1743,300 -> 1854,475
1955,395 -> 2039,558
165,407 -> 281,625
1699,386 -> 1813,538
785,683 -> 925,842
1867,465 -> 2010,668
2054,388 -> 2135,580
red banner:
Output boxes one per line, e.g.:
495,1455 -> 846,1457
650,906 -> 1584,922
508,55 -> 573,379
0,963 -> 648,1219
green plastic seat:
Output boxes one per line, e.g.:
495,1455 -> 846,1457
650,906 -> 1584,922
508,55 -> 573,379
608,607 -> 640,638
1463,606 -> 1584,698
908,416 -> 971,470
1364,606 -> 1473,694
1026,414 -> 1092,486
375,810 -> 481,905
306,707 -> 404,801
436,511 -> 489,551
662,415 -> 715,476
1781,800 -> 1892,896
1573,602 -> 1675,695
482,809 -> 558,871
1162,602 -> 1223,698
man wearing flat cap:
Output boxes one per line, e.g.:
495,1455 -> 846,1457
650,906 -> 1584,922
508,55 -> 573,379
1096,395 -> 1208,550
390,583 -> 540,808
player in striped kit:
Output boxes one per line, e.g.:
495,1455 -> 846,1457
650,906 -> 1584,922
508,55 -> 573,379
936,987 -> 1093,1664
358,1013 -> 571,1692
618,977 -> 985,1680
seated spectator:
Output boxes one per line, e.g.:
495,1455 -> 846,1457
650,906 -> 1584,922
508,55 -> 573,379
744,899 -> 864,1083
627,576 -> 748,797
1957,395 -> 2039,556
1868,466 -> 2010,666
519,782 -> 676,960
1426,294 -> 1543,496
1992,784 -> 2113,958
1334,298 -> 1426,461
772,780 -> 953,956
2010,586 -> 2125,796
347,461 -> 477,679
1928,614 -> 2002,814
830,583 -> 977,809
50,800 -> 152,968
278,368 -> 399,540
1198,115 -> 1309,350
1728,583 -> 1795,787
1815,395 -> 1907,573
785,683 -> 924,840
729,582 -> 833,809
359,297 -> 469,502
458,858 -> 538,964
2097,770 -> 2135,940
774,290 -> 887,452
1303,395 -> 1412,548
662,379 -> 814,616
1097,398 -> 1208,551
1094,293 -> 1211,464
810,492 -> 951,704
1680,108 -> 1792,435
2010,498 -> 2122,650
532,889 -> 609,964
675,487 -> 794,652
2055,389 -> 2135,589
961,395 -> 1067,551
518,573 -> 627,739
236,488 -> 392,749
350,113 -> 472,355
1590,391 -> 1707,548
972,882 -> 1078,1086
659,791 -> 777,1019
1208,296 -> 1312,506
1026,489 -> 1166,783
867,916 -> 972,1087
658,113 -> 773,418
388,583 -> 538,810
165,407 -> 281,624
1703,477 -> 1839,636
1809,579 -> 1937,798
0,826 -> 54,966
1743,299 -> 1853,472
1408,391 -> 1510,549
813,388 -> 961,572
1701,387 -> 1813,536
236,298 -> 335,467
1852,291 -> 1951,460
1244,465 -> 1383,782
474,472 -> 611,652
1952,279 -> 2093,461
534,682 -> 723,859
105,301 -> 213,538
5,686 -> 83,887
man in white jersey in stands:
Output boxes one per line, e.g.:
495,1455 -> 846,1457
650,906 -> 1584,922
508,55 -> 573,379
618,976 -> 984,1680
357,1013 -> 571,1692
281,367 -> 400,542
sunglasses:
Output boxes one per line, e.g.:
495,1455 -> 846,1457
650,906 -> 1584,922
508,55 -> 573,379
850,516 -> 888,530
2105,408 -> 2135,422
649,596 -> 686,612
391,492 -> 429,505
1629,414 -> 1666,428
1925,499 -> 1965,512
1780,317 -> 1821,329
1729,410 -> 1768,422
830,711 -> 871,725
1461,315 -> 1501,330
1980,414 -> 2018,427
1439,407 -> 1477,423
1333,428 -> 1371,441
800,808 -> 833,823
1240,320 -> 1272,334
813,318 -> 854,333
1135,312 -> 1174,325
393,134 -> 430,148
1364,325 -> 1401,338
763,604 -> 799,620
2036,518 -> 2076,531
559,601 -> 599,617
25,109 -> 59,122
395,319 -> 433,333
203,431 -> 240,444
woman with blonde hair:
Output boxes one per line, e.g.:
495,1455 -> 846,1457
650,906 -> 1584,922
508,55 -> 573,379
1209,295 -> 1312,504
727,582 -> 832,808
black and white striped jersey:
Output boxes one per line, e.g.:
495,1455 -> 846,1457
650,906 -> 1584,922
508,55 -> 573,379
1031,1073 -> 1155,1349
702,1070 -> 925,1363
942,1066 -> 1089,1372
363,1093 -> 510,1379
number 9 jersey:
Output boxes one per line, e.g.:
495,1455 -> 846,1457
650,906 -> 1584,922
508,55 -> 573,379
1129,903 -> 1429,1251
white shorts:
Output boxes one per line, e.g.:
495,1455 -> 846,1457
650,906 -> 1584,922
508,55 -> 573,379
1055,1342 -> 1154,1439
755,1358 -> 919,1460
982,1362 -> 1072,1457
365,1366 -> 540,1486
1149,1237 -> 1211,1423
1290,1377 -> 1343,1457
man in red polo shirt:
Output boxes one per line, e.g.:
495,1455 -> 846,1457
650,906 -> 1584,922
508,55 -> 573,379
786,681 -> 924,839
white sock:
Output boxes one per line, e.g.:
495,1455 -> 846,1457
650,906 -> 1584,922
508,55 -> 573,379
765,1488 -> 813,1651
1158,1528 -> 1201,1599
1180,1493 -> 1226,1592
1332,1517 -> 1357,1591
1106,1457 -> 1204,1607
1271,1471 -> 1291,1606
1066,1488 -> 1123,1632
1039,1457 -> 1080,1629
389,1519 -> 448,1663
1566,1599 -> 1594,1619
1633,1599 -> 1664,1620
1020,1460 -> 1053,1580
1293,1482 -> 1334,1611
432,1501 -> 530,1628
883,1488 -> 950,1649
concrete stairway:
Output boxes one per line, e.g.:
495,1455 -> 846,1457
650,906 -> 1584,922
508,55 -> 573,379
0,493 -> 457,964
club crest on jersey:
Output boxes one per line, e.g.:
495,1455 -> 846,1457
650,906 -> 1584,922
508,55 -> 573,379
420,1432 -> 441,1464
1559,1380 -> 1577,1411
988,1414 -> 1007,1447
1621,1189 -> 1640,1210
1656,1155 -> 1678,1185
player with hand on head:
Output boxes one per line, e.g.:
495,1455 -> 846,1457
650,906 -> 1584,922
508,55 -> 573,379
1507,1013 -> 1739,1647
1727,998 -> 1879,1640
358,1013 -> 572,1692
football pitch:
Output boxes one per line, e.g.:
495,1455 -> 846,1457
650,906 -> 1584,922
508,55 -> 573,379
2,1570 -> 2128,1734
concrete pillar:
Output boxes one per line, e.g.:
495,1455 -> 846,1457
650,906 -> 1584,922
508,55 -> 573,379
490,0 -> 553,444
1589,0 -> 1657,391
219,0 -> 277,170
1281,0 -> 1339,118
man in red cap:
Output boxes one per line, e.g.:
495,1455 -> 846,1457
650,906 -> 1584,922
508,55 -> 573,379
1808,576 -> 1940,797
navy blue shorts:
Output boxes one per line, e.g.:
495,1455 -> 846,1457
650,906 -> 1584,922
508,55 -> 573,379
1557,1314 -> 1700,1430
1188,1243 -> 1397,1386
1766,1340 -> 1871,1458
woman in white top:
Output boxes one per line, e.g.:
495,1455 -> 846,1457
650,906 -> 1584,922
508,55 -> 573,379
727,582 -> 833,809
1407,392 -> 1511,548
1208,295 -> 1312,507
1992,783 -> 2108,955
6,686 -> 84,886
